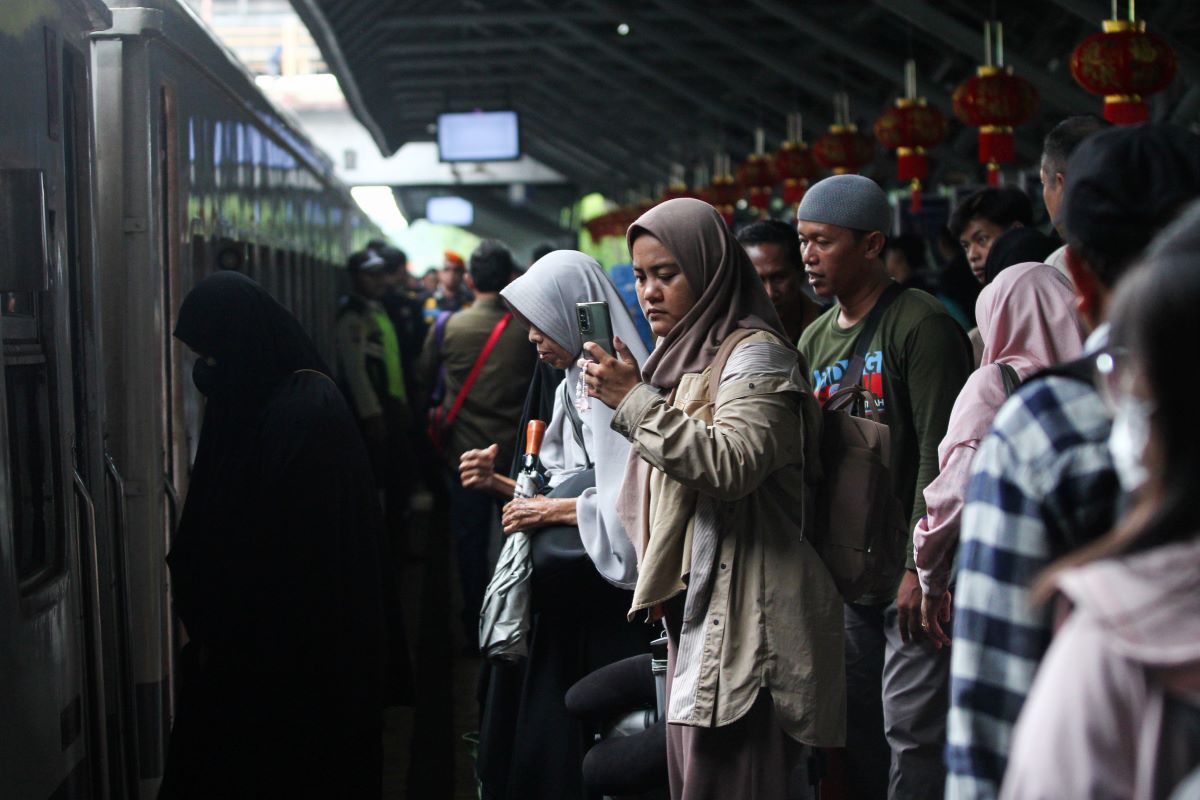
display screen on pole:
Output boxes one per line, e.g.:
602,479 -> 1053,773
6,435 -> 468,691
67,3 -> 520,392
437,110 -> 520,162
426,196 -> 475,226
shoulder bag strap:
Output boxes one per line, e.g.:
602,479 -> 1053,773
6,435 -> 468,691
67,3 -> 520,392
840,282 -> 905,391
444,313 -> 512,428
706,327 -> 773,402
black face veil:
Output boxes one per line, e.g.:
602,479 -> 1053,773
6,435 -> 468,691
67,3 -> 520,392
173,270 -> 328,401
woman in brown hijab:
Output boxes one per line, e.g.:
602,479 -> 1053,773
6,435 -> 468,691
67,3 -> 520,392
584,198 -> 845,799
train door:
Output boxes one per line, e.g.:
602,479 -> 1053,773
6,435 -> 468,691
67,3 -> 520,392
62,40 -> 123,800
0,21 -> 109,800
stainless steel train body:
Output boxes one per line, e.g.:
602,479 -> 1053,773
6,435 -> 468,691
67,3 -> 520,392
1,2 -> 378,797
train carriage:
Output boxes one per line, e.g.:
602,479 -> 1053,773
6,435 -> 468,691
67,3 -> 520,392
1,1 -> 378,797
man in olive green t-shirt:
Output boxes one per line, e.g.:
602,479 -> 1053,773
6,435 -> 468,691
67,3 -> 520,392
797,175 -> 972,800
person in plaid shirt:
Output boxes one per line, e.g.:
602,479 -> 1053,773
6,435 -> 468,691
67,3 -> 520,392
946,123 -> 1200,800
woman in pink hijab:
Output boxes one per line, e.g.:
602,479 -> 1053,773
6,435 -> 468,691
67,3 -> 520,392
914,261 -> 1085,643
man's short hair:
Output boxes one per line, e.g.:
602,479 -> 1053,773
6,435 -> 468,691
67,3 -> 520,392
948,187 -> 1034,239
1063,123 -> 1200,288
1041,115 -> 1111,176
736,219 -> 803,272
468,240 -> 517,293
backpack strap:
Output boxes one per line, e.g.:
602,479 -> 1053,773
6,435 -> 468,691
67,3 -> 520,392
706,327 -> 768,403
840,282 -> 905,391
1027,352 -> 1095,386
443,313 -> 512,428
998,362 -> 1022,397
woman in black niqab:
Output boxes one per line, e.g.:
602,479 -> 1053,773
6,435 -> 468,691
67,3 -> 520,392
161,271 -> 394,799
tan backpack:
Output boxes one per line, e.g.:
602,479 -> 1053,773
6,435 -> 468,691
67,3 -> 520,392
810,284 -> 909,601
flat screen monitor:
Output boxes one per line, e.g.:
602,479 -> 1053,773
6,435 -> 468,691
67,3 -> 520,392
437,110 -> 520,162
426,196 -> 475,227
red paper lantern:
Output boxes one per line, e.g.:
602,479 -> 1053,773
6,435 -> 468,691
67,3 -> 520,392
774,141 -> 816,205
1071,19 -> 1176,125
706,174 -> 741,225
812,124 -> 876,175
736,154 -> 778,212
873,98 -> 948,211
953,65 -> 1039,185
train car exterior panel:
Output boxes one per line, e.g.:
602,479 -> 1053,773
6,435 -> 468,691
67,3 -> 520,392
1,2 -> 116,799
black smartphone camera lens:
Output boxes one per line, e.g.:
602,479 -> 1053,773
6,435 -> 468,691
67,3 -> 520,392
578,307 -> 590,331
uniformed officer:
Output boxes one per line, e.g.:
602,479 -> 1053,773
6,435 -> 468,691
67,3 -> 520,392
422,250 -> 474,323
335,250 -> 412,529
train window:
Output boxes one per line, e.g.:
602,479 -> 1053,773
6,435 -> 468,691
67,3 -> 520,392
5,360 -> 61,586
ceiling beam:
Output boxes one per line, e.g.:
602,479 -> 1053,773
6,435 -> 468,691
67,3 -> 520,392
552,19 -> 758,136
380,37 -> 535,58
383,54 -> 544,73
869,0 -> 1095,115
573,0 -> 825,137
382,11 -> 603,30
745,0 -> 957,113
518,106 -> 648,186
522,82 -> 676,178
517,131 -> 620,194
646,0 -> 881,118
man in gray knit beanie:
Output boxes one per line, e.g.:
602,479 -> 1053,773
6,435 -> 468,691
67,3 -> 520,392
796,174 -> 974,800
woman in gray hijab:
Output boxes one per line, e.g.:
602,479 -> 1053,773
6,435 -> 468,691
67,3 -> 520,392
463,250 -> 653,800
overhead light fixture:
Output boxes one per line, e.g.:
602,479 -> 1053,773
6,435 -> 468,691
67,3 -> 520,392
617,22 -> 630,36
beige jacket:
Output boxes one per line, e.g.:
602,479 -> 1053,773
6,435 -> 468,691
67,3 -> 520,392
612,333 -> 845,746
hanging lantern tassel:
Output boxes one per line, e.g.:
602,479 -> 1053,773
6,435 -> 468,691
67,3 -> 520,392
978,125 -> 1014,185
895,146 -> 929,213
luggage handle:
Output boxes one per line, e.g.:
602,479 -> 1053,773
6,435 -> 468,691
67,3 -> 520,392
824,384 -> 882,417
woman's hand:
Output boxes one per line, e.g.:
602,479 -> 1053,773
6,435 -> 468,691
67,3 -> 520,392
920,590 -> 954,650
582,336 -> 642,409
501,496 -> 577,535
460,444 -> 499,490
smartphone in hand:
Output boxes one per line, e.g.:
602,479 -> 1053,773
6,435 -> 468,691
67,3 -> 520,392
576,301 -> 615,358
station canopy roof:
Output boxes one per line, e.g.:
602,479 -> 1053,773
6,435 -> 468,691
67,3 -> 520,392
293,0 -> 1200,196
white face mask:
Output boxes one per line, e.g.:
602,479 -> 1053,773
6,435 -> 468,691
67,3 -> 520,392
1109,398 -> 1152,493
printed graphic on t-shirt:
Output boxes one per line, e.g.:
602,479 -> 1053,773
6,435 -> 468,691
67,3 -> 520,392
811,349 -> 886,414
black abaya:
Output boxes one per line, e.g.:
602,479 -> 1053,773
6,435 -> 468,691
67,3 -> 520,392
161,272 -> 400,799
